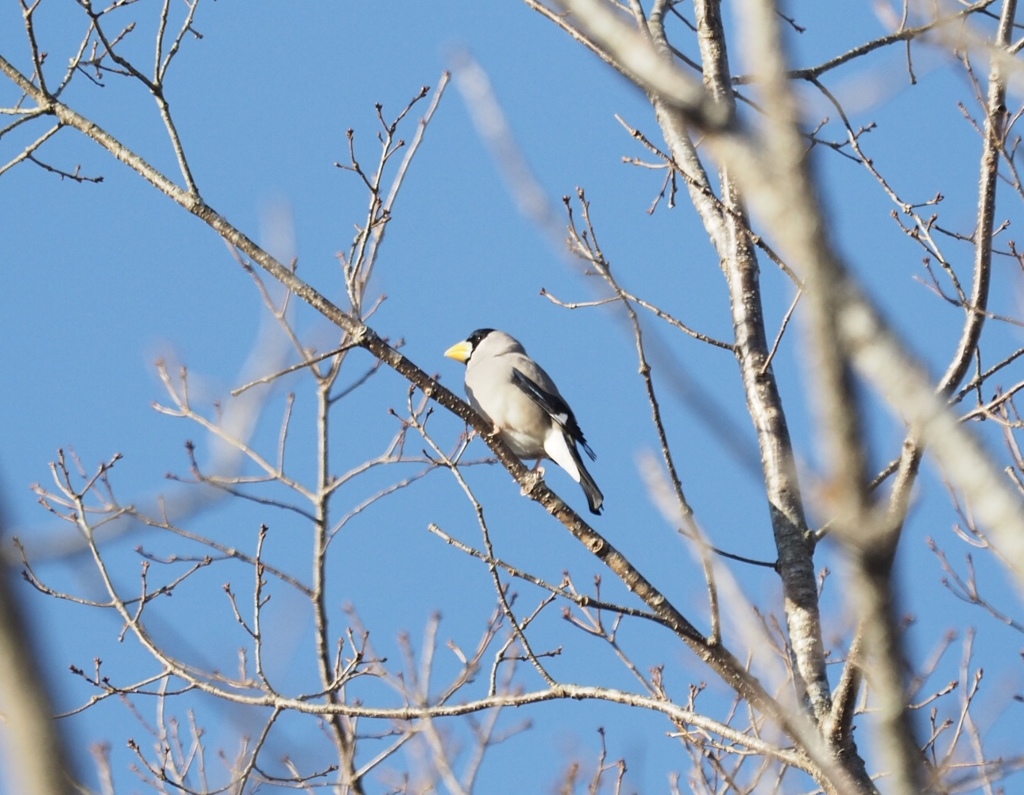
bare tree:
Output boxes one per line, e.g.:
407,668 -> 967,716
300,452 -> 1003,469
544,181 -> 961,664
2,1 -> 1023,793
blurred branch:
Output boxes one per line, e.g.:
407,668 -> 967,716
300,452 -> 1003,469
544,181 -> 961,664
652,0 -> 834,735
539,0 -> 1024,599
0,504 -> 78,795
540,0 -> 735,131
4,298 -> 290,565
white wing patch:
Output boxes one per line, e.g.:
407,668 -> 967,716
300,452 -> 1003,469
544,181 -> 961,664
543,429 -> 582,483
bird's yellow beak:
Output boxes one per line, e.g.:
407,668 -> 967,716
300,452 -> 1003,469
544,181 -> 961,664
444,340 -> 473,363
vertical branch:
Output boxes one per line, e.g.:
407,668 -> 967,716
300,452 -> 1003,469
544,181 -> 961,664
648,0 -> 831,724
19,0 -> 49,95
77,0 -> 200,194
848,1 -> 1016,787
312,371 -> 364,793
338,77 -> 447,316
735,0 -> 920,789
359,75 -> 449,299
937,0 -> 1013,396
564,192 -> 723,641
882,0 -> 1016,569
887,0 -> 1015,528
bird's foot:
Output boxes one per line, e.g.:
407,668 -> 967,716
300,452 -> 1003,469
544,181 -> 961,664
520,467 -> 545,497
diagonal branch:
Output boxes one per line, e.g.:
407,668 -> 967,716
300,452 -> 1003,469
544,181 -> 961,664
647,0 -> 832,728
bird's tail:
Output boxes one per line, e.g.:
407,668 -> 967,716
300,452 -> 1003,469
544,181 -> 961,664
545,430 -> 604,515
570,444 -> 604,516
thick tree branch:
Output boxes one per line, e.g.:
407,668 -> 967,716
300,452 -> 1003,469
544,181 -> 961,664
647,0 -> 833,729
541,0 -> 1024,595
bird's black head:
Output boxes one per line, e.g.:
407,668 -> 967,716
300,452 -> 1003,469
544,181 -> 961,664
467,328 -> 495,351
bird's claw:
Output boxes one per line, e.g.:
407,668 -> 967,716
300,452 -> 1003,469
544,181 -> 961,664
521,467 -> 545,497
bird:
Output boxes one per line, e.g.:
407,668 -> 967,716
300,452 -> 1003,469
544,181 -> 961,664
444,329 -> 604,515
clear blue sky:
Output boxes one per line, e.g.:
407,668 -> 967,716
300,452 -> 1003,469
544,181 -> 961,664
2,2 -> 1022,793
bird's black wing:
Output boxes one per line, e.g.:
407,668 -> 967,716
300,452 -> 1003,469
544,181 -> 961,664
511,367 -> 596,461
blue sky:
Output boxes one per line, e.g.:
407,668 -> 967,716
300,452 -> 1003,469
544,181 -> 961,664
2,2 -> 1023,793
